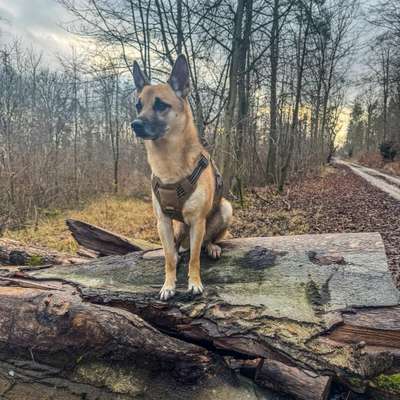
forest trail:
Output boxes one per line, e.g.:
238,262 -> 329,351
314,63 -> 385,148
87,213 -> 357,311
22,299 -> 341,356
336,159 -> 400,201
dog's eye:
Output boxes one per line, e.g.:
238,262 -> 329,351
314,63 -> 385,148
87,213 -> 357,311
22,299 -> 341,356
153,97 -> 170,112
136,99 -> 143,113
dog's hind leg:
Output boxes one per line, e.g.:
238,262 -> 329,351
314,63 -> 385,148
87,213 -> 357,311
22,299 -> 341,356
204,198 -> 233,259
173,220 -> 189,252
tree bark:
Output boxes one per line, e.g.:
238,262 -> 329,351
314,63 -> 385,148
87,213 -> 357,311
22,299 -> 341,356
227,356 -> 331,400
0,232 -> 399,399
0,281 -> 212,380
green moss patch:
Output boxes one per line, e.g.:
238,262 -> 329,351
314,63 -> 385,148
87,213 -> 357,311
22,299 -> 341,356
28,255 -> 44,266
371,373 -> 400,394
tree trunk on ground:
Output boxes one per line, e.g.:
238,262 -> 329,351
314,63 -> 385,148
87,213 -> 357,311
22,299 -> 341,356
0,352 -> 278,400
0,238 -> 87,266
0,232 -> 398,399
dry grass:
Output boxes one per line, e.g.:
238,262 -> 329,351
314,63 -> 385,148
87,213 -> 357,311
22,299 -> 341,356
383,161 -> 400,177
357,151 -> 384,168
5,195 -> 158,253
317,165 -> 338,178
357,151 -> 400,177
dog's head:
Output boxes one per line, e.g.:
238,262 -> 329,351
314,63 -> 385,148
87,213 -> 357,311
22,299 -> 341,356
131,55 -> 190,141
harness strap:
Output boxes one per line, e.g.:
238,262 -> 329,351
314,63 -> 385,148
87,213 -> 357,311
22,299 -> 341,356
152,153 -> 222,222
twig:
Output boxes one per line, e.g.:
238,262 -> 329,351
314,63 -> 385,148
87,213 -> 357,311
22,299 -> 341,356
282,188 -> 291,211
0,277 -> 60,291
253,191 -> 270,204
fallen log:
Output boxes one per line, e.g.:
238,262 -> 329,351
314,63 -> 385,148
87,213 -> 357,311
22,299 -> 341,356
0,354 -> 281,400
227,358 -> 332,400
0,283 -> 213,382
0,238 -> 87,266
66,218 -> 159,255
0,232 -> 399,399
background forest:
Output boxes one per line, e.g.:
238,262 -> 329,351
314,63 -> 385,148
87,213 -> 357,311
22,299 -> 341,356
0,0 -> 399,229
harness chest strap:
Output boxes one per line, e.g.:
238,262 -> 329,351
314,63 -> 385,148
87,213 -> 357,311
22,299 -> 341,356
151,153 -> 223,222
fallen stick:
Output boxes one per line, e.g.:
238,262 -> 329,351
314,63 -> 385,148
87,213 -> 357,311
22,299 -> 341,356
66,219 -> 159,256
0,276 -> 61,290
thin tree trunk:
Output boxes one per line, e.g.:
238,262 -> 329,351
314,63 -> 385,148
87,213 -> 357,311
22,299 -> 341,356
235,0 -> 253,200
278,7 -> 310,191
382,48 -> 390,142
266,0 -> 280,183
176,0 -> 183,54
113,75 -> 120,194
221,0 -> 245,192
73,60 -> 79,202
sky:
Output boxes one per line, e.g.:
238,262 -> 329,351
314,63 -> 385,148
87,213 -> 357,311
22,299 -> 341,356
0,0 -> 78,64
0,0 -> 377,71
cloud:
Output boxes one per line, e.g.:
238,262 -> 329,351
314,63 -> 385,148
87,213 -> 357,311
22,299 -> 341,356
0,0 -> 78,65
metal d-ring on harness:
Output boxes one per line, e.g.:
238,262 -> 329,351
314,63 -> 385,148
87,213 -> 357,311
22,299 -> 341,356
151,153 -> 223,222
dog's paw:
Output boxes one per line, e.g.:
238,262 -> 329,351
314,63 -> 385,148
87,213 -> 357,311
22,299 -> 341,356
206,243 -> 222,259
187,279 -> 204,295
159,283 -> 176,301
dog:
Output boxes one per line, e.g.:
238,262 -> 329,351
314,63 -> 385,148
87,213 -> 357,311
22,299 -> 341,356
132,55 -> 232,300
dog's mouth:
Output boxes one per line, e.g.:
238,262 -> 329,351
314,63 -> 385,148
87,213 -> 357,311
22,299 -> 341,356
131,119 -> 167,141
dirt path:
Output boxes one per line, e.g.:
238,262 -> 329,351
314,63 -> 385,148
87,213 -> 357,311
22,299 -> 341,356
335,159 -> 400,201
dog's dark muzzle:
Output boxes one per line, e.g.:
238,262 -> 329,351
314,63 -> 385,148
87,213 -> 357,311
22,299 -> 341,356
131,119 -> 147,138
131,119 -> 165,140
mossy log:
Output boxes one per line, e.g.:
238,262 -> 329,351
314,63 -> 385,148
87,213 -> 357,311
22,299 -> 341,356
0,353 -> 285,400
0,238 -> 87,266
0,232 -> 398,399
0,283 -> 214,380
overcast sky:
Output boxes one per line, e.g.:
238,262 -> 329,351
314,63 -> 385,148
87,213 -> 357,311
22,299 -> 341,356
0,0 -> 76,64
0,0 -> 378,79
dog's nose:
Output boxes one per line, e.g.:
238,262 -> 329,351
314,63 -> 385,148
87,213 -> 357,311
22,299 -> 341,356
131,119 -> 145,137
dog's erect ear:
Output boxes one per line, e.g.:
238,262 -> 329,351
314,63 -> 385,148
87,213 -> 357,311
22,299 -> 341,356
168,54 -> 190,97
133,61 -> 149,93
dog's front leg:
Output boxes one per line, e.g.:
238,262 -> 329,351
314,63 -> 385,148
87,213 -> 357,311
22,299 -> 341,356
157,216 -> 177,301
188,219 -> 206,294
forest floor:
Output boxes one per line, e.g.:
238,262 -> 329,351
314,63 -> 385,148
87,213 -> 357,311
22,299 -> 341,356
5,164 -> 400,287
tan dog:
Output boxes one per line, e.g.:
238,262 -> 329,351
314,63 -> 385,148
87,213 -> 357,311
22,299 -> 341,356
132,55 -> 232,300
